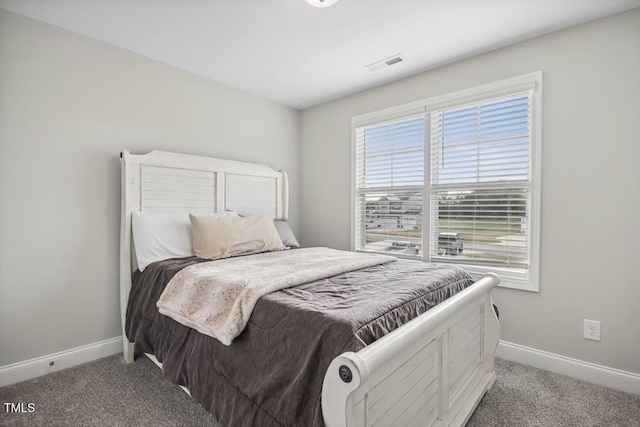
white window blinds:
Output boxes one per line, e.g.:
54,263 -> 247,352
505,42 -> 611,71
429,93 -> 532,269
352,72 -> 542,290
354,115 -> 425,257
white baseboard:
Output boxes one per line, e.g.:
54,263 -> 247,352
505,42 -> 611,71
497,340 -> 640,396
2,337 -> 638,396
0,336 -> 123,387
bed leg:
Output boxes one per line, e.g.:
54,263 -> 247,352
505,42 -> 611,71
486,372 -> 497,391
123,338 -> 134,363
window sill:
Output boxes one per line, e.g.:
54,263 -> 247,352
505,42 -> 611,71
461,264 -> 539,292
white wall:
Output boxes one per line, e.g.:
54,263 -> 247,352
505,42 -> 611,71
300,9 -> 640,374
0,10 -> 300,366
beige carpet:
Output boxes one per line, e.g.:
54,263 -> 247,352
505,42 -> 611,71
1,356 -> 639,426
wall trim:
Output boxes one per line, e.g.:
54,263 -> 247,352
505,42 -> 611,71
497,340 -> 640,396
2,337 -> 638,396
0,336 -> 122,387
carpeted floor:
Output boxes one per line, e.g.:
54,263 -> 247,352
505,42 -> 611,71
1,356 -> 639,426
467,359 -> 640,427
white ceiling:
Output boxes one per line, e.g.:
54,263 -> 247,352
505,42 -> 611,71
1,0 -> 638,109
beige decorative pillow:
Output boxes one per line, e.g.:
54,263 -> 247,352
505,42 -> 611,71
190,214 -> 286,260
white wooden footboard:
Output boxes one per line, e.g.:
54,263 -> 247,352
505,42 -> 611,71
322,273 -> 500,427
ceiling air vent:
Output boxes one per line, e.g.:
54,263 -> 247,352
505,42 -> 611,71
365,54 -> 406,72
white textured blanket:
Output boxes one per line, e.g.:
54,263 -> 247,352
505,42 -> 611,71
156,247 -> 396,346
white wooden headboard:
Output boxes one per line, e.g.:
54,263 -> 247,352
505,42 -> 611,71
119,149 -> 288,361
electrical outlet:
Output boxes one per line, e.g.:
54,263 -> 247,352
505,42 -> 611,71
584,319 -> 600,341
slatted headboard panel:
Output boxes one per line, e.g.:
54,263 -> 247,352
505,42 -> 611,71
141,165 -> 217,214
225,173 -> 278,217
119,150 -> 288,362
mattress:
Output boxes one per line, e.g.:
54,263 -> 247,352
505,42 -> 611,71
125,252 -> 474,426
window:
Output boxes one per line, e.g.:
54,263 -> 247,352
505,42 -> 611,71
354,115 -> 425,257
352,72 -> 541,290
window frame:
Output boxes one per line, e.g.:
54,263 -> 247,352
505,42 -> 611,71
351,72 -> 542,292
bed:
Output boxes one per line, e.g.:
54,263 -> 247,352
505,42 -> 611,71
119,149 -> 500,427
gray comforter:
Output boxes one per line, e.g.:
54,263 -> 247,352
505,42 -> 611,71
125,251 -> 474,426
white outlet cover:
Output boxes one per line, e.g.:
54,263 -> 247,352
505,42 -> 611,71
584,319 -> 601,341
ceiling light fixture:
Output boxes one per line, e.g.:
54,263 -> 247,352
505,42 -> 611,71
306,0 -> 339,8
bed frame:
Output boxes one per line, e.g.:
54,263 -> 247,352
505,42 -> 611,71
120,149 -> 500,427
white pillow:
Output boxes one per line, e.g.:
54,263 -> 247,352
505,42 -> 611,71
132,211 -> 237,272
